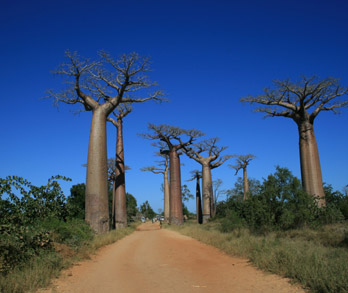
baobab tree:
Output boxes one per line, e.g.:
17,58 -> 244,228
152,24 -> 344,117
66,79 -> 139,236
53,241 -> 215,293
141,151 -> 170,222
107,157 -> 131,229
188,170 -> 203,224
47,51 -> 163,233
229,154 -> 256,200
241,76 -> 348,207
183,138 -> 231,222
107,104 -> 132,229
141,124 -> 204,225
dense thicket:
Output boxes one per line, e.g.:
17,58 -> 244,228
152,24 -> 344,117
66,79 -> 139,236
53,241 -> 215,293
0,176 -> 95,275
216,167 -> 347,233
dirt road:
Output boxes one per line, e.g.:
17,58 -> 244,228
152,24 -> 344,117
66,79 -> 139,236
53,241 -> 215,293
43,222 -> 304,292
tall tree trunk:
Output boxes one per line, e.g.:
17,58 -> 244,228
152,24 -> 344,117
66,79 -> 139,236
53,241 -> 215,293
196,177 -> 203,224
202,164 -> 212,223
298,121 -> 326,207
115,119 -> 127,229
111,180 -> 116,229
164,166 -> 170,223
243,167 -> 249,201
169,150 -> 183,225
85,108 -> 110,234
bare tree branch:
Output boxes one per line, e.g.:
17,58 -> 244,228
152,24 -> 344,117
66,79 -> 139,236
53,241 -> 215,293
229,154 -> 256,175
183,137 -> 231,168
46,50 -> 166,115
140,124 -> 204,151
241,76 -> 348,124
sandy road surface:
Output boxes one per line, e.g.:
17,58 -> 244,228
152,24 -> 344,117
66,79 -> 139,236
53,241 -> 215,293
42,222 -> 304,293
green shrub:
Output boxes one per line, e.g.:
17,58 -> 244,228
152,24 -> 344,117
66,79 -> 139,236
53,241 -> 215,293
0,224 -> 52,275
218,167 -> 347,232
220,210 -> 244,233
38,218 -> 94,248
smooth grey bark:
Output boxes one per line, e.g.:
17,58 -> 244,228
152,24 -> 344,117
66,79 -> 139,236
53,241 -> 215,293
85,108 -> 109,233
298,121 -> 325,207
201,164 -> 212,223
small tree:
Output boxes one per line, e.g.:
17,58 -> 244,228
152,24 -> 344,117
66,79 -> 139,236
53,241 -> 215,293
224,177 -> 261,201
229,154 -> 256,200
141,151 -> 170,222
141,124 -> 204,225
139,200 -> 155,219
183,138 -> 231,222
48,51 -> 163,233
126,193 -> 138,222
212,179 -> 223,217
67,183 -> 86,219
241,76 -> 348,207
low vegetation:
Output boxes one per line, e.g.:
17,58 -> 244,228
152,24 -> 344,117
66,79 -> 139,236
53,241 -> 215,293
168,167 -> 348,292
0,176 -> 137,293
168,222 -> 348,292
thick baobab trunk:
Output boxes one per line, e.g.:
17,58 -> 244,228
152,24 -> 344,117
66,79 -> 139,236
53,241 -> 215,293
115,119 -> 127,229
85,109 -> 110,234
202,164 -> 213,223
164,167 -> 170,223
298,121 -> 326,207
196,177 -> 203,224
169,150 -> 183,225
243,167 -> 249,201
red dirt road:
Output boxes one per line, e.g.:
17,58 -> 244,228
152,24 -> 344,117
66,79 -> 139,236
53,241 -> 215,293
42,222 -> 304,292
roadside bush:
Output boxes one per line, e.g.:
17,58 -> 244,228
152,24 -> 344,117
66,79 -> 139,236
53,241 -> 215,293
220,210 -> 244,233
219,166 -> 346,233
38,218 -> 94,248
0,224 -> 51,274
0,175 -> 72,275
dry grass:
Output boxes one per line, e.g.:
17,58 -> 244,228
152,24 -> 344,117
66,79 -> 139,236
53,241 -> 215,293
0,223 -> 138,293
167,221 -> 348,292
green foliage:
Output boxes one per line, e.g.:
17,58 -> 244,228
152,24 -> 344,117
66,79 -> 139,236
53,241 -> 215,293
224,177 -> 261,201
126,193 -> 138,221
0,175 -> 71,226
182,203 -> 193,218
0,224 -> 51,274
0,176 -> 139,292
67,183 -> 86,219
218,166 -> 346,233
181,184 -> 194,201
139,200 -> 155,219
38,218 -> 94,248
0,176 -> 92,275
324,183 -> 348,219
220,210 -> 244,233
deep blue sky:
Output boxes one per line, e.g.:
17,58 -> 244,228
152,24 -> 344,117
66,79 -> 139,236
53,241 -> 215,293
1,0 -> 347,212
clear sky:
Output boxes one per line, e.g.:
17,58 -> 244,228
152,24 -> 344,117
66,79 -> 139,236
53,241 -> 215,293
1,0 -> 347,213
